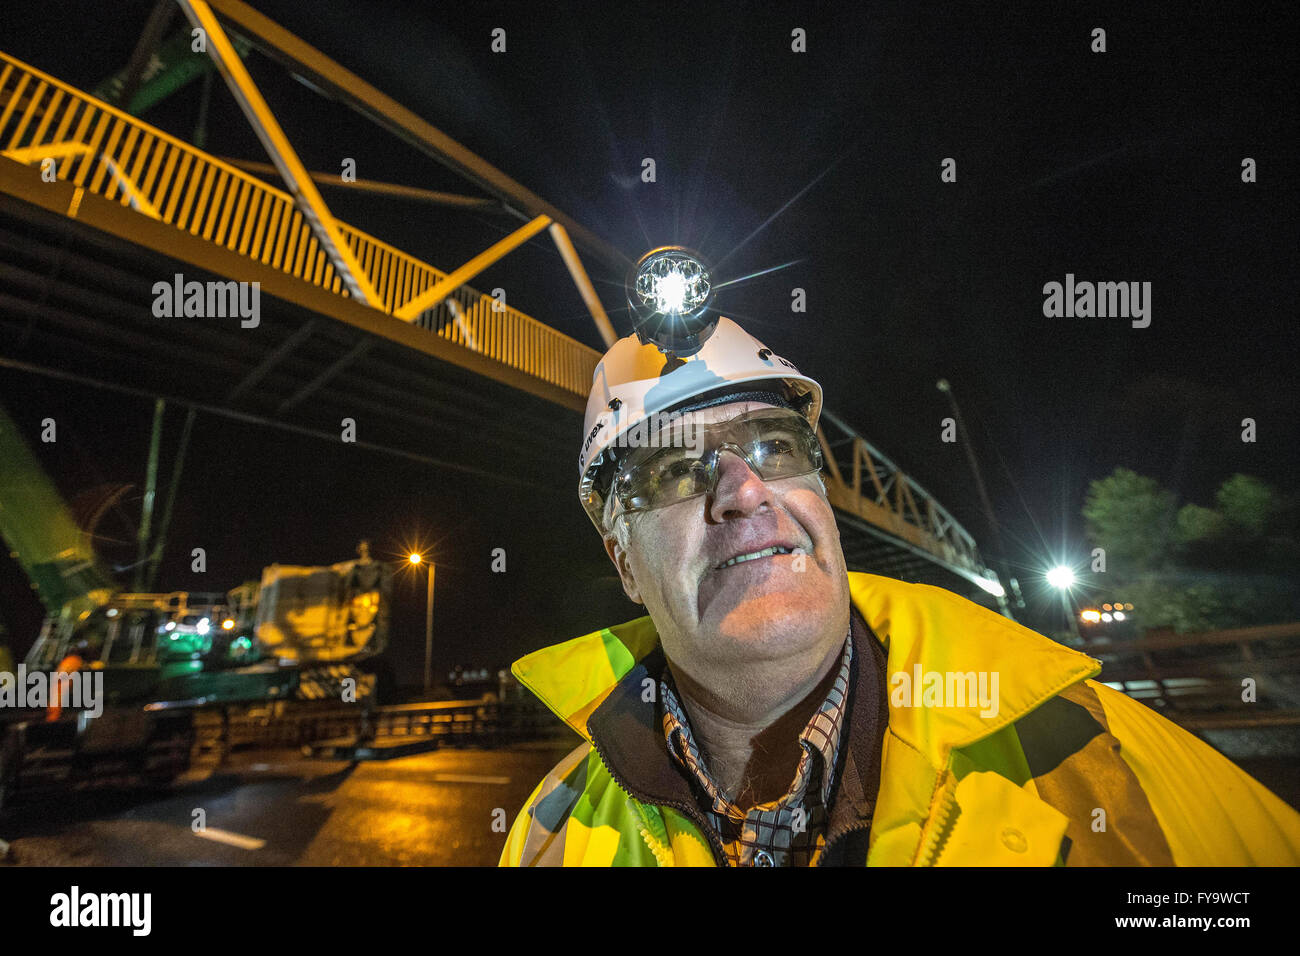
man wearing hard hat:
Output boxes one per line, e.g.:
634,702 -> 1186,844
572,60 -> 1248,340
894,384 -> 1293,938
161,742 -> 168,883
500,248 -> 1300,867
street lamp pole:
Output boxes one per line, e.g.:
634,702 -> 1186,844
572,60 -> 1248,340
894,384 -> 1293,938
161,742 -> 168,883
936,379 -> 1002,552
1059,590 -> 1082,643
937,378 -> 1016,615
423,560 -> 436,696
1047,565 -> 1083,643
410,552 -> 437,697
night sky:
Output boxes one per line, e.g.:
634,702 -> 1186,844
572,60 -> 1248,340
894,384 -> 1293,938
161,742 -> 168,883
1,1 -> 1296,682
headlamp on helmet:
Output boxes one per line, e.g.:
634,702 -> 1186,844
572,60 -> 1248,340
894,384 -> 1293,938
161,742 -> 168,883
627,246 -> 716,356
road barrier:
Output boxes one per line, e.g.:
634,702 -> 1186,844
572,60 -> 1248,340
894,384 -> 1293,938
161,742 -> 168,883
194,696 -> 566,754
1076,622 -> 1300,728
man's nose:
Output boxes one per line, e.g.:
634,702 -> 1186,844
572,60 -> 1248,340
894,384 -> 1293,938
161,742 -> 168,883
707,449 -> 773,521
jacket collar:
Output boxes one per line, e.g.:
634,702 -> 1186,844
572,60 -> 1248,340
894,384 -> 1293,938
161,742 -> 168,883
512,572 -> 1101,771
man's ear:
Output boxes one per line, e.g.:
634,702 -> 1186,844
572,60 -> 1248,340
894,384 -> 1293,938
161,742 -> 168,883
603,531 -> 644,605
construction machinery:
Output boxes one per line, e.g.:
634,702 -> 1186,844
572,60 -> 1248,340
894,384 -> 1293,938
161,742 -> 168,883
0,400 -> 391,810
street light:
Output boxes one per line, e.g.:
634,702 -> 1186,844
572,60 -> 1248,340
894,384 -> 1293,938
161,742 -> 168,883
408,552 -> 436,695
1046,566 -> 1075,589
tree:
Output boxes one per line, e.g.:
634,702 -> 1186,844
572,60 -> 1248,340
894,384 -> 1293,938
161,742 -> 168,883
1176,504 -> 1230,546
1216,474 -> 1286,539
1083,469 -> 1298,631
1082,468 -> 1178,574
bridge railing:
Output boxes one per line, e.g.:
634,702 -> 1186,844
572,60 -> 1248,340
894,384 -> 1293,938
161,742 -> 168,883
0,51 -> 598,398
817,408 -> 989,580
1,49 -> 1001,587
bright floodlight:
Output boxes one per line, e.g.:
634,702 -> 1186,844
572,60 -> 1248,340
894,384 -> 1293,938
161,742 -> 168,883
628,246 -> 715,355
654,271 -> 690,313
1046,566 -> 1075,589
636,253 -> 708,315
409,553 -> 422,564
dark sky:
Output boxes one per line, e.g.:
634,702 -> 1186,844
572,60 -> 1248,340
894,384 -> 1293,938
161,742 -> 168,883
1,1 -> 1296,676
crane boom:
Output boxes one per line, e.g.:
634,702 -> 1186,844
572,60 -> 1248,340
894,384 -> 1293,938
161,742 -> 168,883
0,402 -> 116,615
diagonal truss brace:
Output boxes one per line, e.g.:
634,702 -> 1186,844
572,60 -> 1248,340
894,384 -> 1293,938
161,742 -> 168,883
174,0 -> 380,306
395,215 -> 552,322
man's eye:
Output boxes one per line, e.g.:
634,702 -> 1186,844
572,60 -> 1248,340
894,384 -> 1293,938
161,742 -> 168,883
643,456 -> 704,500
754,438 -> 796,460
640,451 -> 689,478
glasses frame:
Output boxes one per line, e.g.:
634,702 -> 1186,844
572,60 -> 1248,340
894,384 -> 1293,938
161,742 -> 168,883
605,406 -> 824,523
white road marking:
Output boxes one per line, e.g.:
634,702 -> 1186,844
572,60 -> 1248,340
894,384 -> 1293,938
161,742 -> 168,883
193,827 -> 267,850
432,773 -> 510,785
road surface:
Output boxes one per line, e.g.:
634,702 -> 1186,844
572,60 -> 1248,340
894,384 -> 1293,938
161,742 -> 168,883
0,739 -> 578,866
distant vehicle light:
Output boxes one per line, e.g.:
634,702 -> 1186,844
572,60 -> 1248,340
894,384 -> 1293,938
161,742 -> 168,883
197,617 -> 210,635
221,619 -> 236,630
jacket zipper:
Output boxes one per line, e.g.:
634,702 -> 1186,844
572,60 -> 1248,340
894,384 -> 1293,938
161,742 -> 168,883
816,822 -> 872,867
916,774 -> 959,867
589,735 -> 730,867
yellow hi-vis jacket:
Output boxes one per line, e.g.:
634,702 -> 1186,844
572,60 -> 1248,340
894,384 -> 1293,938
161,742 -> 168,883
500,572 -> 1300,866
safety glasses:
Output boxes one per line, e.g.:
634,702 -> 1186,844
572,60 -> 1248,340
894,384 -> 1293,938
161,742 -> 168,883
606,406 -> 823,520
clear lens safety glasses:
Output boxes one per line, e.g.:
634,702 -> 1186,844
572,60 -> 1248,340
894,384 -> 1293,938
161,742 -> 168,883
608,406 -> 823,519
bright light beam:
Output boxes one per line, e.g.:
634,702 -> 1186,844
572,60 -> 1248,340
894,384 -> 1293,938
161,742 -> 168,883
714,147 -> 853,272
712,258 -> 805,291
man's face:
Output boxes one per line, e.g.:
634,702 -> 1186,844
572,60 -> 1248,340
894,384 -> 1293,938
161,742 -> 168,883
604,401 -> 850,670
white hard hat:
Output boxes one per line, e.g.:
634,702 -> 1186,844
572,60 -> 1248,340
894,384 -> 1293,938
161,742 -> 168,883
578,315 -> 823,532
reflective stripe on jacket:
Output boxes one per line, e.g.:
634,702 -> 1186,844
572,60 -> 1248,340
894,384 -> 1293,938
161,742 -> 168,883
500,572 -> 1300,866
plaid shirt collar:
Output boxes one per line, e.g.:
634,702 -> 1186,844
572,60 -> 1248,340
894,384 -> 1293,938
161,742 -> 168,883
661,629 -> 854,814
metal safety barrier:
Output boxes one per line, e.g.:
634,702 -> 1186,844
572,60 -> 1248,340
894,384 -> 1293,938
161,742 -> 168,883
1077,621 -> 1300,726
0,51 -> 599,398
194,697 -> 565,753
